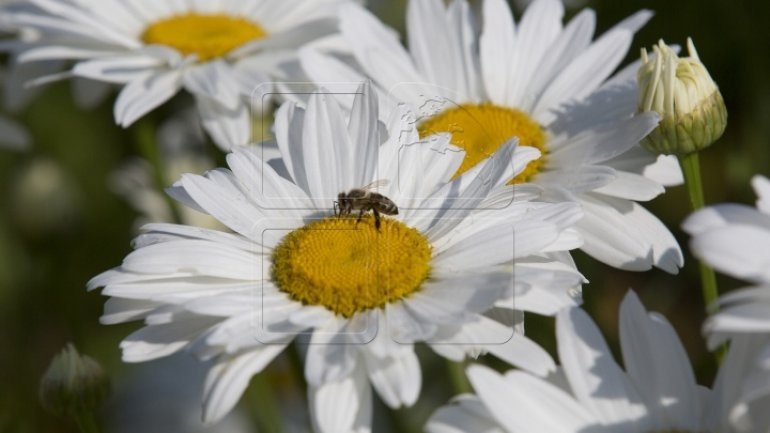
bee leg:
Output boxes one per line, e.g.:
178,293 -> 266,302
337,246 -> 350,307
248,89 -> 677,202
356,209 -> 365,225
373,208 -> 381,231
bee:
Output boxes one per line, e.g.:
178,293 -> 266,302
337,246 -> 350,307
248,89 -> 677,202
335,180 -> 398,230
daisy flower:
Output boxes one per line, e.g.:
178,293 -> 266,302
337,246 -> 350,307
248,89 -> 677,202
88,85 -> 584,429
1,0 -> 349,150
427,291 -> 770,433
681,177 -> 770,430
299,0 -> 684,273
683,176 -> 770,346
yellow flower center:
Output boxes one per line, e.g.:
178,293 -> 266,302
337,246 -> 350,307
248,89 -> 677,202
142,13 -> 267,61
271,216 -> 432,318
418,103 -> 548,184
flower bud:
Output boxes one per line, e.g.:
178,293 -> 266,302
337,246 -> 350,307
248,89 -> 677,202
637,38 -> 727,155
39,343 -> 109,417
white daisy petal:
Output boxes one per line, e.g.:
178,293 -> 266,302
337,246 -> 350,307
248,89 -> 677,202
301,91 -> 355,203
557,306 -> 647,427
339,4 -> 425,106
619,291 -> 701,431
363,347 -> 421,408
120,314 -> 220,362
593,171 -> 665,201
527,8 -> 596,104
101,297 -> 162,325
576,194 -> 682,273
683,203 -> 770,236
479,0 -> 516,106
183,60 -> 242,111
753,176 -> 770,214
197,96 -> 251,151
114,69 -> 183,127
310,363 -> 372,433
534,29 -> 633,122
347,82 -> 381,187
202,346 -> 287,424
505,0 -> 564,108
467,366 -> 595,433
426,395 -> 505,433
690,225 -> 770,283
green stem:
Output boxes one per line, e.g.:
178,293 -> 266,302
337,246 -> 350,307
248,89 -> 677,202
132,118 -> 183,224
247,373 -> 283,433
678,152 -> 720,315
287,344 -> 308,396
73,408 -> 99,433
446,359 -> 472,395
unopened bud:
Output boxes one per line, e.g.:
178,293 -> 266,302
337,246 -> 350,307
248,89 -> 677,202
638,38 -> 727,155
39,343 -> 109,417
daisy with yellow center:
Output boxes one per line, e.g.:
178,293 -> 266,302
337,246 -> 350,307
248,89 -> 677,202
88,86 -> 584,430
300,0 -> 686,273
4,0 -> 347,150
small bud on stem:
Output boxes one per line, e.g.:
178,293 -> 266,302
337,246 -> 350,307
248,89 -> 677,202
638,38 -> 727,155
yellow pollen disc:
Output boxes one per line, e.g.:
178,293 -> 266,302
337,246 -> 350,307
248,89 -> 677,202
272,216 -> 432,318
142,13 -> 267,61
418,103 -> 548,184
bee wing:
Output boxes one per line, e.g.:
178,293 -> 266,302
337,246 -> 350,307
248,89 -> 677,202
360,179 -> 391,192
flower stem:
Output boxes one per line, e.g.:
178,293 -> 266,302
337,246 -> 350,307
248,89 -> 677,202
73,408 -> 99,433
132,118 -> 183,224
678,152 -> 720,314
446,359 -> 472,395
247,373 -> 284,433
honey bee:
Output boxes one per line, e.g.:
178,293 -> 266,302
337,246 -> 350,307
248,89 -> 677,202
335,180 -> 398,230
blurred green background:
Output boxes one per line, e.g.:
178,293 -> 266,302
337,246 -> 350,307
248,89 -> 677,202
1,0 -> 768,432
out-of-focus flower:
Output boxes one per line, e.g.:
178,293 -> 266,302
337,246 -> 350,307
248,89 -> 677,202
683,175 -> 770,345
39,343 -> 109,418
89,87 -> 584,431
427,291 -> 770,433
0,113 -> 30,151
110,110 -> 225,230
1,0 -> 351,150
638,38 -> 727,155
9,158 -> 82,237
106,354 -> 252,433
300,0 -> 684,273
683,176 -> 770,398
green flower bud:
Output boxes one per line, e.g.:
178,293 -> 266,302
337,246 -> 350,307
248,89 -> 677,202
638,38 -> 727,155
39,343 -> 109,417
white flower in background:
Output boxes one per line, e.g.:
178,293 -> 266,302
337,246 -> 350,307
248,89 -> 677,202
107,354 -> 252,433
300,0 -> 684,273
88,86 -> 584,430
714,334 -> 770,433
684,179 -> 770,432
1,0 -> 350,150
684,176 -> 770,346
427,291 -> 770,433
110,110 -> 224,230
39,343 -> 109,418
